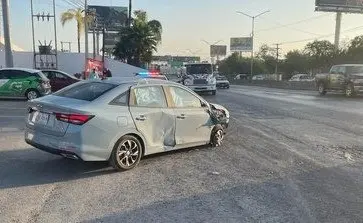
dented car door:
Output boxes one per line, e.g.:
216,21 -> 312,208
129,85 -> 176,155
166,86 -> 212,146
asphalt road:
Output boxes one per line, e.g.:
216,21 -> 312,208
0,86 -> 362,223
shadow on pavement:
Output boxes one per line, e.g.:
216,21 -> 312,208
0,148 -> 114,189
81,163 -> 363,223
0,145 -> 210,189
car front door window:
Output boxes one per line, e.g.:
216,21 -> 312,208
168,86 -> 201,108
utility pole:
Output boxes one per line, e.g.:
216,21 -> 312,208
2,0 -> 13,67
128,0 -> 132,27
237,10 -> 270,79
275,43 -> 280,74
334,12 -> 342,48
84,0 -> 89,62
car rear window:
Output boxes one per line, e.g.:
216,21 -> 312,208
36,71 -> 48,79
54,82 -> 116,101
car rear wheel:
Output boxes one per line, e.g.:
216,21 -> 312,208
212,90 -> 216,95
318,83 -> 326,96
210,125 -> 224,147
26,89 -> 40,100
109,135 -> 142,171
345,83 -> 355,97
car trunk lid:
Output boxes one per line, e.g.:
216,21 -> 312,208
26,95 -> 91,137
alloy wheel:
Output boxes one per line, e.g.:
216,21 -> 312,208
116,139 -> 140,167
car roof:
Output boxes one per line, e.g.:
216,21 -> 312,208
0,67 -> 41,73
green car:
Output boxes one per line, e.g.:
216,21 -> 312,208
0,68 -> 51,100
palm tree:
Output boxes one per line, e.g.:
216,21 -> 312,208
113,11 -> 162,67
61,8 -> 90,53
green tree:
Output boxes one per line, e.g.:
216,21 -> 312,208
61,8 -> 94,53
218,53 -> 266,78
281,50 -> 309,79
346,35 -> 363,63
257,44 -> 276,74
304,40 -> 337,72
113,10 -> 162,67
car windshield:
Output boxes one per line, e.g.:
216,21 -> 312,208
186,64 -> 212,75
54,82 -> 116,101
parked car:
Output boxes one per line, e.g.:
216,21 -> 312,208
216,75 -> 230,89
25,79 -> 230,171
0,68 -> 51,100
315,64 -> 363,97
41,69 -> 80,92
289,74 -> 313,82
234,74 -> 248,80
252,75 -> 265,80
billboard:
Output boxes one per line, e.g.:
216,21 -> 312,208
88,5 -> 128,31
230,37 -> 253,52
210,45 -> 227,56
316,0 -> 363,13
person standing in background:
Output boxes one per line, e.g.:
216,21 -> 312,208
89,68 -> 99,80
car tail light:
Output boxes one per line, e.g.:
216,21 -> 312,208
54,113 -> 94,125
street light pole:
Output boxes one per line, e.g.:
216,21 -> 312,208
237,10 -> 269,79
84,0 -> 89,63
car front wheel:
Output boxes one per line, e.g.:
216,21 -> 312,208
318,83 -> 326,96
345,83 -> 355,97
109,135 -> 142,171
210,125 -> 224,147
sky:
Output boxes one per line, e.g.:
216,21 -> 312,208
7,0 -> 363,61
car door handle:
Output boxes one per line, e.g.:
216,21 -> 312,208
136,115 -> 146,121
177,114 -> 186,119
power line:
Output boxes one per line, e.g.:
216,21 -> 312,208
256,13 -> 332,36
278,25 -> 363,45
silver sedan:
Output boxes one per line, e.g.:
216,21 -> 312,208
25,79 -> 229,170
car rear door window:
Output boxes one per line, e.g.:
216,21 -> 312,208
168,86 -> 201,108
130,86 -> 167,108
54,82 -> 116,101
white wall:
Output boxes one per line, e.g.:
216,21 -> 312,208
0,51 -> 147,77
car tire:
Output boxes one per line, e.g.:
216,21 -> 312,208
25,89 -> 40,100
212,90 -> 216,95
345,83 -> 355,97
226,85 -> 230,89
109,135 -> 142,171
210,124 -> 224,147
318,83 -> 326,96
